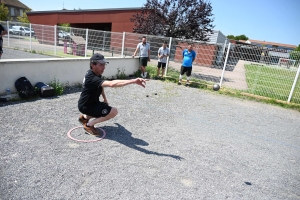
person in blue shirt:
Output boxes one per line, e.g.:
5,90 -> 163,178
178,44 -> 196,85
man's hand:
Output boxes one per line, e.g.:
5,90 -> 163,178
148,57 -> 150,62
135,78 -> 149,88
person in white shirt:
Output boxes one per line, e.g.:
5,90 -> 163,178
157,41 -> 170,78
132,36 -> 151,78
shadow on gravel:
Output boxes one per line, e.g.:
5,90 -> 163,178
0,87 -> 81,107
103,123 -> 184,161
0,95 -> 60,107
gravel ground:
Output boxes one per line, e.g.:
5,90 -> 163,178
0,80 -> 300,200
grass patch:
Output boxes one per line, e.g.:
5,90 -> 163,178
244,64 -> 300,104
42,51 -> 82,58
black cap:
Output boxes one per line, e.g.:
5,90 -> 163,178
90,53 -> 109,64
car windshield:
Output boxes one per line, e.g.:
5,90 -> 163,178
24,28 -> 30,31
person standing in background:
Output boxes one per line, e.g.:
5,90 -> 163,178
132,36 -> 151,78
178,44 -> 196,85
157,41 -> 170,78
0,24 -> 8,59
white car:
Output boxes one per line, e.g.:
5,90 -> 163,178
20,27 -> 34,36
58,30 -> 74,40
9,27 -> 21,35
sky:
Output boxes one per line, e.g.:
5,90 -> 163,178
19,0 -> 300,46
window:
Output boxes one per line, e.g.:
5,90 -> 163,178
11,7 -> 15,16
20,9 -> 23,17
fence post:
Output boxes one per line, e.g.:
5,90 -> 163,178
29,23 -> 32,51
6,21 -> 9,47
54,25 -> 57,56
42,25 -> 44,44
287,64 -> 300,102
85,28 -> 88,57
220,39 -> 227,64
103,31 -> 106,51
121,32 -> 125,57
164,37 -> 173,77
219,43 -> 231,87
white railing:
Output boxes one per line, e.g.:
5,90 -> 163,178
1,21 -> 300,104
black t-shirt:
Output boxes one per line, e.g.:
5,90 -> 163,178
78,69 -> 104,108
0,24 -> 5,41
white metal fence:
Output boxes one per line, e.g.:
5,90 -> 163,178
1,21 -> 300,104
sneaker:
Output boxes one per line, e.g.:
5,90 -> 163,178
144,72 -> 148,78
78,115 -> 88,126
185,82 -> 190,86
84,123 -> 101,136
178,81 -> 182,85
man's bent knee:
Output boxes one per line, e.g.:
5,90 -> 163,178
109,107 -> 118,118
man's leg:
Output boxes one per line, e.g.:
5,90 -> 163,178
161,63 -> 166,77
0,41 -> 3,59
140,65 -> 146,77
186,67 -> 192,85
178,66 -> 185,84
142,58 -> 148,78
87,107 -> 118,127
157,62 -> 161,77
79,103 -> 116,135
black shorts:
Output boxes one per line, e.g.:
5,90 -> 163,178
79,102 -> 112,118
139,57 -> 148,67
180,66 -> 192,76
157,62 -> 166,69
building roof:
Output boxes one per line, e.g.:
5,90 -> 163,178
0,0 -> 29,9
248,39 -> 297,49
27,7 -> 142,14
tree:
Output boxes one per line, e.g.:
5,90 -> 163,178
0,3 -> 10,21
227,35 -> 235,40
227,34 -> 249,41
131,0 -> 215,41
58,23 -> 71,32
17,9 -> 31,23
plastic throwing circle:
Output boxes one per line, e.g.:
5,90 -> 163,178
67,126 -> 106,142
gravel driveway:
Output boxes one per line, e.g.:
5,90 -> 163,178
0,79 -> 299,200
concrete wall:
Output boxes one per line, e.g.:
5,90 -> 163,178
0,57 -> 139,95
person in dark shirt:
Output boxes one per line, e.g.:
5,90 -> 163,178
78,53 -> 148,135
0,24 -> 8,59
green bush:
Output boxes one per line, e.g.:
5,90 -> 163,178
116,68 -> 127,79
49,77 -> 64,95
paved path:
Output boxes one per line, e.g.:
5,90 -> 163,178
1,80 -> 299,199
